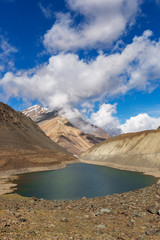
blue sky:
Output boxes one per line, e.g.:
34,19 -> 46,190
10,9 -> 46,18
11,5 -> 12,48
0,0 -> 160,135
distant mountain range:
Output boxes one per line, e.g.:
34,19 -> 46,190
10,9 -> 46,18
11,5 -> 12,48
0,102 -> 74,171
22,105 -> 110,155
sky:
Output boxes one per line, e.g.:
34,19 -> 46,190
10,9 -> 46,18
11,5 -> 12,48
0,0 -> 160,136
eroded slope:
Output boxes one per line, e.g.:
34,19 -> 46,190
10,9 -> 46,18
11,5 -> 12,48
81,129 -> 160,170
38,116 -> 109,155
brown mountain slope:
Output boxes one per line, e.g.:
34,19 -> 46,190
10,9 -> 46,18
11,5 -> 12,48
22,105 -> 110,155
0,102 -> 74,171
80,128 -> 160,171
38,116 -> 110,155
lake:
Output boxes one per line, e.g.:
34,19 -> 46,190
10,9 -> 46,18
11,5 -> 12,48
13,163 -> 157,200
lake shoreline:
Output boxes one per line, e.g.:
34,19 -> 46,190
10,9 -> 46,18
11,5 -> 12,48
80,159 -> 160,183
0,159 -> 79,195
1,157 -> 160,196
1,159 -> 160,239
1,184 -> 160,239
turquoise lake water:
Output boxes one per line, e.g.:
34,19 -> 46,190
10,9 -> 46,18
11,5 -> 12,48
14,163 -> 156,200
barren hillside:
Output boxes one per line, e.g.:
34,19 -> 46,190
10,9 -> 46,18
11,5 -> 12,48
0,102 -> 74,171
80,129 -> 160,171
22,105 -> 110,155
38,116 -> 109,155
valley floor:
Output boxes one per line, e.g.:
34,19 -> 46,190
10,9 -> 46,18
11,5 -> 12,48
0,184 -> 160,239
1,161 -> 160,239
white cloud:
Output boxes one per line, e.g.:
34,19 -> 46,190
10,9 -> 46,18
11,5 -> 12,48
1,31 -> 160,123
0,36 -> 17,75
120,113 -> 160,133
43,0 -> 141,52
90,103 -> 121,136
39,3 -> 53,19
90,105 -> 160,135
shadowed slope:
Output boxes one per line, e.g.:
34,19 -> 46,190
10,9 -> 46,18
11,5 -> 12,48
0,102 -> 74,171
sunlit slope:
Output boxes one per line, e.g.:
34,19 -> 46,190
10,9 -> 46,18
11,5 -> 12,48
22,104 -> 110,155
38,116 -> 109,155
80,129 -> 160,169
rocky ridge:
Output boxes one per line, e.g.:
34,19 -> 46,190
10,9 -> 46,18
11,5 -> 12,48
22,104 -> 49,122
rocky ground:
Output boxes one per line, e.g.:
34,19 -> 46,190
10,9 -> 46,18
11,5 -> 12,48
0,184 -> 160,239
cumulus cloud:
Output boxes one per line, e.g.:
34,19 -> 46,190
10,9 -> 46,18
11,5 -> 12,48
43,0 -> 141,52
60,107 -> 83,122
90,105 -> 160,136
120,113 -> 160,133
1,32 -> 160,135
90,103 -> 121,136
1,31 -> 160,109
1,30 -> 160,136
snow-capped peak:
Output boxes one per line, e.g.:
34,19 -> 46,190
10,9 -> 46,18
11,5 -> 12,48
22,104 -> 49,121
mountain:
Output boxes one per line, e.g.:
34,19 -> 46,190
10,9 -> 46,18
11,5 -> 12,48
22,105 -> 110,155
80,129 -> 160,171
38,116 -> 109,155
22,104 -> 49,122
0,102 -> 74,171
